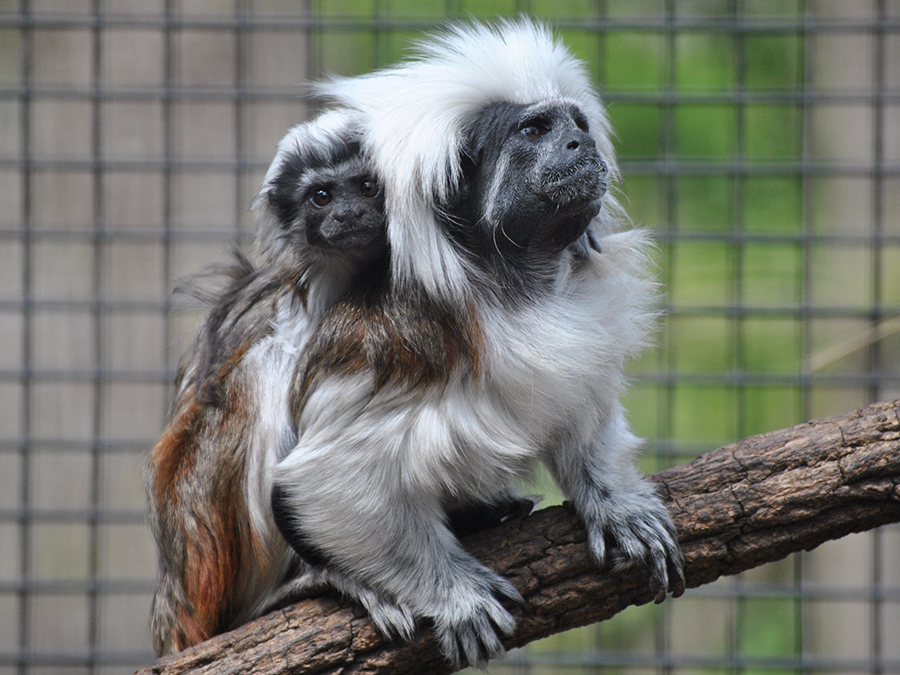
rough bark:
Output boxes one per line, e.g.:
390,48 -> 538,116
137,399 -> 900,675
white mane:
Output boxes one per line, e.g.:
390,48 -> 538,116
316,19 -> 620,302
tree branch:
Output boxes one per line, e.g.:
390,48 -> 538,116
137,399 -> 900,675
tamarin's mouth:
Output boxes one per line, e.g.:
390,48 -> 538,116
542,156 -> 607,185
542,158 -> 608,208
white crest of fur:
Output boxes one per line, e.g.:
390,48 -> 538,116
316,19 -> 619,302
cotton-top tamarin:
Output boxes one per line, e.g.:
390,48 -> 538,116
271,19 -> 684,668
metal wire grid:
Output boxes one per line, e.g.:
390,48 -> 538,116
0,1 -> 898,673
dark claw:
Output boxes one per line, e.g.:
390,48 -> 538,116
649,553 -> 669,604
653,587 -> 667,604
668,552 -> 686,598
671,575 -> 686,598
650,540 -> 685,603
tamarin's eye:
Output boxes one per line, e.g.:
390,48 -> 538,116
311,189 -> 332,207
520,123 -> 549,140
360,179 -> 379,197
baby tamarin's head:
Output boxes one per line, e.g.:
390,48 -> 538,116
256,109 -> 387,276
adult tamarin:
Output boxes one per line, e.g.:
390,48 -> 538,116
146,109 -> 394,654
271,20 -> 685,668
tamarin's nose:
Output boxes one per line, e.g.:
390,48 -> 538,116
566,131 -> 596,152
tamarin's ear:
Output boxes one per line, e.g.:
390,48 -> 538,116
440,145 -> 478,212
460,143 -> 480,165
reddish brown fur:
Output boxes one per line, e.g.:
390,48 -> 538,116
150,393 -> 202,512
149,366 -> 267,654
292,287 -> 483,420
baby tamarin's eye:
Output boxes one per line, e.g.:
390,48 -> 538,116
359,179 -> 379,198
311,189 -> 332,207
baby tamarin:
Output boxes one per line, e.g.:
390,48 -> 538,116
146,109 -> 391,654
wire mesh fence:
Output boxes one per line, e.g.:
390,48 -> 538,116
0,0 -> 898,673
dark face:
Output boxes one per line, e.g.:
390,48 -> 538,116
267,154 -> 386,253
452,101 -> 608,257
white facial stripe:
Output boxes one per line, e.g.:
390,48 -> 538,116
483,150 -> 512,227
